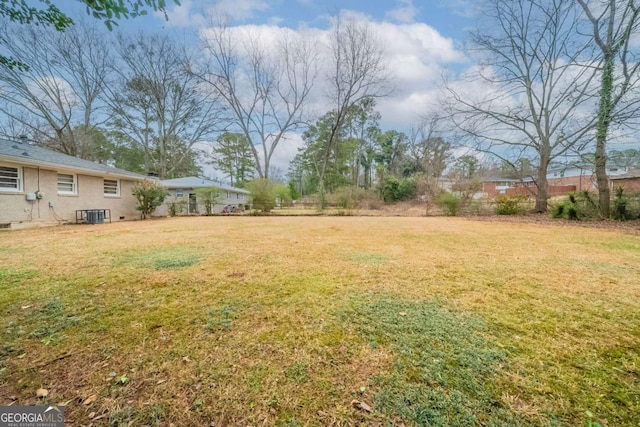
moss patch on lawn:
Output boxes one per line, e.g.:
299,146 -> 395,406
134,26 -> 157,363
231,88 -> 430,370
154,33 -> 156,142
342,294 -> 526,426
114,248 -> 201,270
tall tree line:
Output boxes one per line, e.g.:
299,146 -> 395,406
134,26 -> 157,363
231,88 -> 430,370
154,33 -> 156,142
288,99 -> 454,198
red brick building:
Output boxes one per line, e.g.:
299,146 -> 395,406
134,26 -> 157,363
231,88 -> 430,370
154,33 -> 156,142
609,169 -> 640,192
480,165 -> 628,198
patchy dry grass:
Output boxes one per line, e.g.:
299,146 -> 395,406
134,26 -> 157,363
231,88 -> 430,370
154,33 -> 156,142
0,216 -> 639,426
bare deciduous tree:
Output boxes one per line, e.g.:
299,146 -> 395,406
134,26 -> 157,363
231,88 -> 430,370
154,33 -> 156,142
447,0 -> 598,212
192,17 -> 317,179
0,21 -> 110,158
317,16 -> 392,207
407,114 -> 452,179
577,0 -> 640,216
106,32 -> 221,178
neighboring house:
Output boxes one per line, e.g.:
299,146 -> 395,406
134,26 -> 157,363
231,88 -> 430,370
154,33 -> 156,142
609,169 -> 640,192
480,164 -> 628,198
482,178 -> 518,198
546,165 -> 596,191
158,176 -> 251,215
0,137 -> 149,229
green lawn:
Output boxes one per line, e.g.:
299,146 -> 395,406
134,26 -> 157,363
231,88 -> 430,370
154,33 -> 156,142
0,216 -> 638,426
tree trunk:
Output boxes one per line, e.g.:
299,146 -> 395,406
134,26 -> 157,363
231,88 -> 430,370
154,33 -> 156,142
317,179 -> 327,209
535,152 -> 550,213
594,55 -> 614,217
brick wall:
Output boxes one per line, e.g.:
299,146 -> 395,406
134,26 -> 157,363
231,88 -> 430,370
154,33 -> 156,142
0,164 -> 141,227
610,177 -> 640,192
547,174 -> 596,191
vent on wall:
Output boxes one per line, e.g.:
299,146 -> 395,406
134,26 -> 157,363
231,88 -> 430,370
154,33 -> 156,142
0,223 -> 11,229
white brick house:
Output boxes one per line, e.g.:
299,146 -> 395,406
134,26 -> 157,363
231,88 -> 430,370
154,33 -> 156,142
157,176 -> 251,215
0,137 -> 149,229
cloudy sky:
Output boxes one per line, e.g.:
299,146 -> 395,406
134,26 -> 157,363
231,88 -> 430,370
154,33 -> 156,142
152,0 -> 474,122
57,1 -> 478,175
108,0 -> 474,174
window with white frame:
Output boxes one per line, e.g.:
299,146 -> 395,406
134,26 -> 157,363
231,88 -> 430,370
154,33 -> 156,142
0,165 -> 22,192
226,191 -> 230,199
57,173 -> 77,195
104,179 -> 119,196
176,188 -> 184,198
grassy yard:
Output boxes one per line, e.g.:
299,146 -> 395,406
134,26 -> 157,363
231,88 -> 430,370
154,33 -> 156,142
0,217 -> 638,426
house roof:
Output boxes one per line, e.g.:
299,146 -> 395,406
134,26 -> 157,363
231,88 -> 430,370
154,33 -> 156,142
609,169 -> 640,180
160,176 -> 251,194
0,138 -> 148,181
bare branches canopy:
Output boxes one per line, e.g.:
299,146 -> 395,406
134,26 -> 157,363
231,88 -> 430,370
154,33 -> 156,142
446,0 -> 599,212
191,17 -> 318,179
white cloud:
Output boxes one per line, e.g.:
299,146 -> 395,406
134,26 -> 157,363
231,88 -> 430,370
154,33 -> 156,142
30,76 -> 80,112
197,10 -> 469,170
386,0 -> 419,24
158,0 -> 273,27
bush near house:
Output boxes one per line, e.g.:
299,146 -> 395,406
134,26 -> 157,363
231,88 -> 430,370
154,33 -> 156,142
167,198 -> 187,217
132,180 -> 168,219
247,179 -> 276,213
195,187 -> 220,215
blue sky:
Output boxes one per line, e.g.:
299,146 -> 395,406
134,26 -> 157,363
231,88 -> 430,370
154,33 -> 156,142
147,0 -> 476,40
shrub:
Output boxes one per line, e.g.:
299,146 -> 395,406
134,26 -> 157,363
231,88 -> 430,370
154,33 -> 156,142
366,198 -> 382,210
612,186 -> 632,220
398,177 -> 417,200
274,183 -> 292,208
195,187 -> 220,215
331,186 -> 371,209
247,179 -> 276,212
495,194 -> 528,215
382,176 -> 417,202
551,199 -> 578,220
438,192 -> 461,216
167,198 -> 187,217
550,191 -> 599,220
132,180 -> 168,219
288,181 -> 300,201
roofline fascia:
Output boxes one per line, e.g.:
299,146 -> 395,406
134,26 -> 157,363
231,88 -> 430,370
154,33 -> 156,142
0,154 -> 149,181
162,183 -> 250,194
